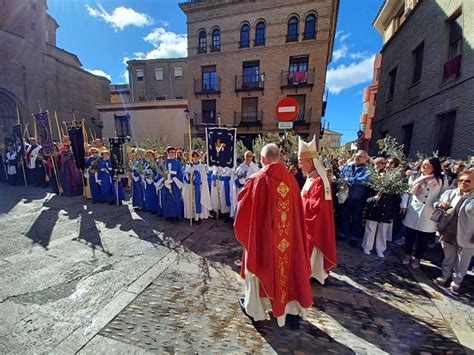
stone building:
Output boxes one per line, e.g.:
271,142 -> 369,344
179,0 -> 339,148
319,127 -> 343,152
127,58 -> 187,102
0,0 -> 110,139
370,0 -> 473,159
110,84 -> 131,104
358,53 -> 381,152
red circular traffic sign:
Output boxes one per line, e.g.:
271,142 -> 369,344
276,97 -> 299,122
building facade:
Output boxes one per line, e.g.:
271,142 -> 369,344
370,0 -> 473,159
97,99 -> 189,147
319,127 -> 343,152
0,0 -> 110,139
110,84 -> 131,104
358,53 -> 381,152
127,58 -> 187,102
179,0 -> 339,148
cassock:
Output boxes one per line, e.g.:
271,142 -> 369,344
301,170 -> 337,284
143,164 -> 160,213
58,145 -> 83,197
131,159 -> 145,210
85,156 -> 101,203
25,143 -> 42,186
210,167 -> 233,214
5,149 -> 20,186
234,162 -> 313,326
161,158 -> 184,219
183,162 -> 212,220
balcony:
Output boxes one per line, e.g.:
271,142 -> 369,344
443,55 -> 461,82
233,111 -> 263,126
194,77 -> 221,96
193,112 -> 216,126
235,75 -> 265,92
280,68 -> 315,92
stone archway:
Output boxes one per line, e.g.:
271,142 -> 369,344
0,88 -> 20,136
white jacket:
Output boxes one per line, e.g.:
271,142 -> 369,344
401,175 -> 448,233
435,189 -> 474,248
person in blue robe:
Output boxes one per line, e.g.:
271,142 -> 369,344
161,146 -> 184,221
143,150 -> 161,214
131,151 -> 145,210
101,151 -> 126,204
85,147 -> 101,203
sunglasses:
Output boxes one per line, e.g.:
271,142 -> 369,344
458,179 -> 471,183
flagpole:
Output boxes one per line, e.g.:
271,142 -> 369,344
16,104 -> 28,187
47,111 -> 63,195
54,111 -> 63,141
186,110 -> 193,227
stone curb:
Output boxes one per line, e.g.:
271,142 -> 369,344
50,251 -> 178,355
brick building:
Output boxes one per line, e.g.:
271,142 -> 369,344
0,0 -> 110,139
370,0 -> 474,159
358,53 -> 381,152
179,0 -> 339,148
127,58 -> 187,102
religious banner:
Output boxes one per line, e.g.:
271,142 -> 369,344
206,127 -> 237,168
108,136 -> 130,175
12,124 -> 26,159
34,112 -> 54,154
68,126 -> 85,171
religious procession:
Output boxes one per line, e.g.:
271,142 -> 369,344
2,107 -> 473,332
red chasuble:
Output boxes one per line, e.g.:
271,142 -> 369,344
234,163 -> 313,318
301,175 -> 337,273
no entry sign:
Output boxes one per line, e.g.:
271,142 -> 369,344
276,97 -> 299,122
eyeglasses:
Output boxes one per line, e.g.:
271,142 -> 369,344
458,179 -> 471,184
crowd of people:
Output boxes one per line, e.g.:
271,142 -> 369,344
1,134 -> 473,328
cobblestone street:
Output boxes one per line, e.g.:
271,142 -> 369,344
0,185 -> 473,354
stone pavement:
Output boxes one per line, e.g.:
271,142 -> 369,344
0,184 -> 473,354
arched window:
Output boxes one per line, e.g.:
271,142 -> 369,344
240,24 -> 250,48
255,21 -> 265,46
303,14 -> 317,40
198,30 -> 207,53
287,16 -> 299,42
211,28 -> 221,51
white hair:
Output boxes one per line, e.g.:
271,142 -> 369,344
261,143 -> 280,163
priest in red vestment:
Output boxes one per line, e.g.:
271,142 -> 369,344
298,136 -> 337,285
234,143 -> 313,329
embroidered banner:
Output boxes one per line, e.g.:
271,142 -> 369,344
34,112 -> 54,154
67,126 -> 85,171
206,127 -> 237,168
12,124 -> 26,159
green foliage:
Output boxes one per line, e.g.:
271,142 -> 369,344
191,137 -> 206,153
376,135 -> 406,162
235,140 -> 248,161
366,163 -> 409,195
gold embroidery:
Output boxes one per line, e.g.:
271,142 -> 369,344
277,181 -> 290,198
278,238 -> 289,253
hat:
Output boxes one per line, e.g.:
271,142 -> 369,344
298,135 -> 331,200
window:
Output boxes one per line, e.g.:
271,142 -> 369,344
443,12 -> 463,80
402,123 -> 414,156
412,42 -> 424,83
288,56 -> 309,84
114,114 -> 130,137
202,100 -> 216,124
387,67 -> 397,100
211,28 -> 221,51
155,68 -> 163,81
255,21 -> 265,46
303,14 -> 317,40
436,111 -> 456,156
448,12 -> 462,60
202,65 -> 217,91
240,24 -> 250,48
30,22 -> 36,32
242,61 -> 260,89
198,30 -> 207,53
45,30 -> 49,43
241,98 -> 259,122
136,69 -> 144,82
174,67 -> 183,80
287,16 -> 299,42
288,95 -> 306,121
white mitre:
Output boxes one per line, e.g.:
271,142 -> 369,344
298,135 -> 332,200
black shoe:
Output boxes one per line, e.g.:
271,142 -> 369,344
238,298 -> 253,320
195,219 -> 201,225
286,314 -> 300,330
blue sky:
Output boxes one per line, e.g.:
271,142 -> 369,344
48,0 -> 384,143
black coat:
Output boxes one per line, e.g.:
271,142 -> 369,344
365,193 -> 401,223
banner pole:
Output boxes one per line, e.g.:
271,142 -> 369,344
54,111 -> 63,141
48,112 -> 63,195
